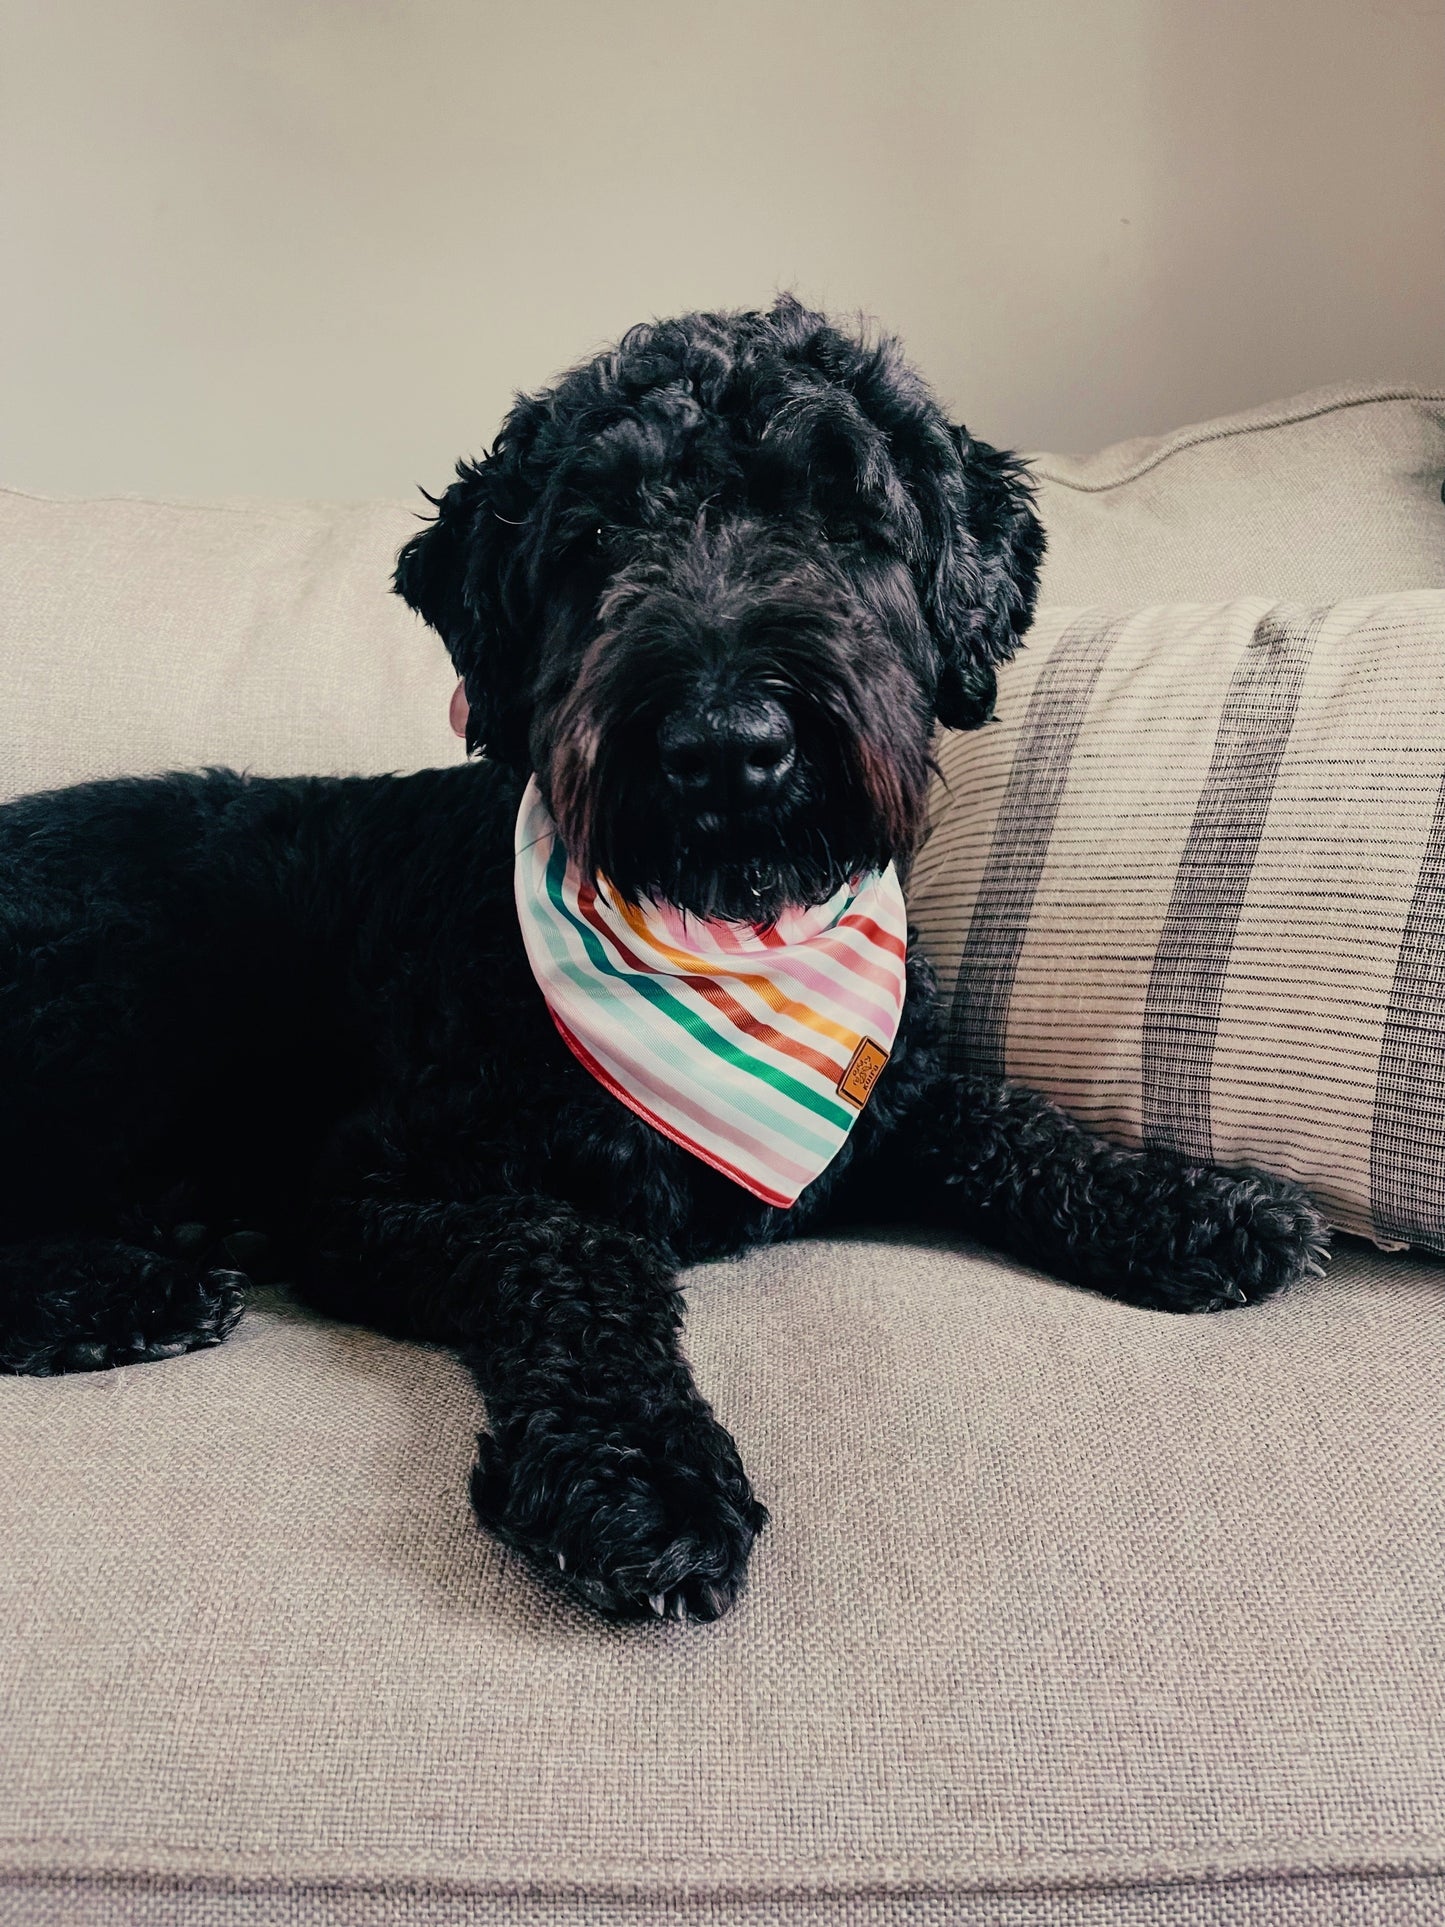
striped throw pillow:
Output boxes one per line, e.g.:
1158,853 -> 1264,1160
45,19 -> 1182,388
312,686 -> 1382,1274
909,592 -> 1445,1255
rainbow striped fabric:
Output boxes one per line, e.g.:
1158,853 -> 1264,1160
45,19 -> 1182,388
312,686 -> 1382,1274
514,778 -> 908,1207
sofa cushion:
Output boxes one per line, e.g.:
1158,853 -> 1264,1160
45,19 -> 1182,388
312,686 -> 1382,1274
6,385 -> 1445,1925
911,591 -> 1445,1256
5,1240 -> 1445,1926
0,486 -> 460,804
1031,381 -> 1445,608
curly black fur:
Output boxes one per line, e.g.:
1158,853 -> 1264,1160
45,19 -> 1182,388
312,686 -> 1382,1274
0,299 -> 1328,1621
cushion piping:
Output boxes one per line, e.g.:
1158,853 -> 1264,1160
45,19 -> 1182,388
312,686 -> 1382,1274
0,482 -> 419,521
8,384 -> 1443,513
1029,382 -> 1445,495
4,1831 -> 1445,1901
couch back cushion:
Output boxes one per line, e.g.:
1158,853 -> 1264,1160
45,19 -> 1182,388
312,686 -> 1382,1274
1031,381 -> 1445,606
0,488 -> 460,803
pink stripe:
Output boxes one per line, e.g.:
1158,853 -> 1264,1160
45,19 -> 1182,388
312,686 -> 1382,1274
808,928 -> 907,995
553,1015 -> 796,1206
703,918 -> 775,956
551,1012 -> 816,1196
750,951 -> 900,1035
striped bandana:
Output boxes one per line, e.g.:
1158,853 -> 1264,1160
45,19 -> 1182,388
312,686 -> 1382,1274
514,777 -> 908,1207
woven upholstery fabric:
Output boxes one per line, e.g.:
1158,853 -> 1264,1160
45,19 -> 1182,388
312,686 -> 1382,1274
911,592 -> 1445,1255
1030,381 -> 1445,609
0,486 -> 461,803
16,1882 -> 1445,1927
5,382 -> 1445,1924
6,1242 -> 1445,1927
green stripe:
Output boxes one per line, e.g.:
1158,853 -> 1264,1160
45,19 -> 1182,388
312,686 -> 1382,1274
525,859 -> 838,1162
544,842 -> 854,1132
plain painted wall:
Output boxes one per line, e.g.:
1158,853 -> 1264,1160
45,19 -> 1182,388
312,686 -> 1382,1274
3,0 -> 1443,500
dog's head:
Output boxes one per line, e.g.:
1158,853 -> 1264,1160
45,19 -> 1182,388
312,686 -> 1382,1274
396,296 -> 1044,921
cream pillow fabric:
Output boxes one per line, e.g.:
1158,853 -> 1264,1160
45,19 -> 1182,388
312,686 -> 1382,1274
910,591 -> 1445,1254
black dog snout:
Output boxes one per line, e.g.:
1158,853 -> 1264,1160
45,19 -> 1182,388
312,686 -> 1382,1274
658,698 -> 796,811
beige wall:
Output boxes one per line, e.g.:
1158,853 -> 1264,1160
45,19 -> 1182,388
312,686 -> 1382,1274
3,0 -> 1442,500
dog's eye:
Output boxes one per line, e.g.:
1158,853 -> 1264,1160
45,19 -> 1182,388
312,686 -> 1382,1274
819,507 -> 864,544
563,521 -> 607,563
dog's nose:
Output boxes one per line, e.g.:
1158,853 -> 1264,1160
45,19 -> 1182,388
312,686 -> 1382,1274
658,699 -> 796,809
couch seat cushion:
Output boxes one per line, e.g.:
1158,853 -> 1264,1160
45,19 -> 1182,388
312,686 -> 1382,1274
4,1239 -> 1445,1924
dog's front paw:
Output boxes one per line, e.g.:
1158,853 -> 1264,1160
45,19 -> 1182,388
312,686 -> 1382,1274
1128,1165 -> 1330,1314
471,1405 -> 768,1622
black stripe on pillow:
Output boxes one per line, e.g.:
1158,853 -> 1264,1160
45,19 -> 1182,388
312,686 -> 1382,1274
948,616 -> 1120,1077
1139,607 -> 1324,1161
1371,768 -> 1445,1248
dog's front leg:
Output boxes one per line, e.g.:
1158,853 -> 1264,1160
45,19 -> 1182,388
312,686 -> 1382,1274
864,1073 -> 1330,1313
310,1191 -> 767,1621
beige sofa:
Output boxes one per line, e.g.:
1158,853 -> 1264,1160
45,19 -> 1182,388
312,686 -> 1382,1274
3,383 -> 1445,1927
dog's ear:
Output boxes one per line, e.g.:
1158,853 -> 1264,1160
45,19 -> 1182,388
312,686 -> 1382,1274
393,411 -> 543,764
925,430 -> 1046,731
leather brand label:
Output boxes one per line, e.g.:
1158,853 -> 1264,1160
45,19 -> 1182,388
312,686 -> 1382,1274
838,1038 -> 890,1109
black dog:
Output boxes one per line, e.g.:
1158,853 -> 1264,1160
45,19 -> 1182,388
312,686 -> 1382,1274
0,299 -> 1326,1620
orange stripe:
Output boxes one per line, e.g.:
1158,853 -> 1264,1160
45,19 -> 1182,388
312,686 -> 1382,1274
603,883 -> 863,1053
577,882 -> 850,1081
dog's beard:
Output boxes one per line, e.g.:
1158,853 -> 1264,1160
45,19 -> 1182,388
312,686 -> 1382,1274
555,782 -> 891,924
539,633 -> 931,923
597,792 -> 869,925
